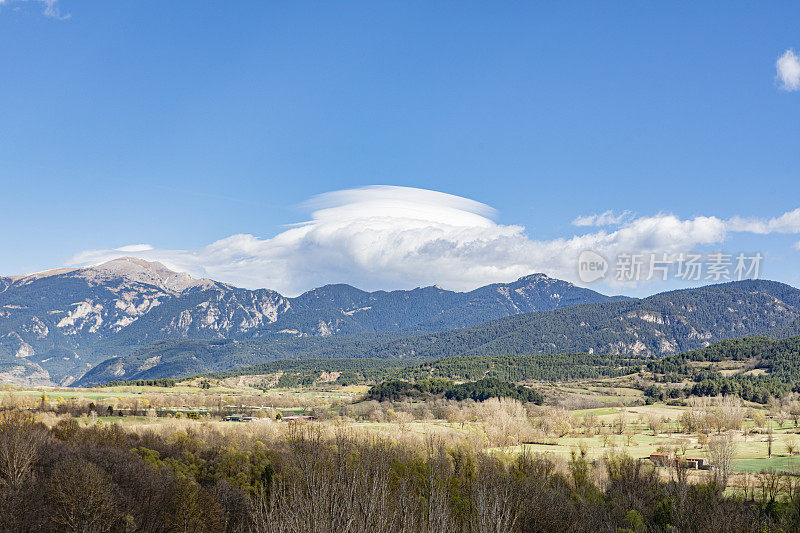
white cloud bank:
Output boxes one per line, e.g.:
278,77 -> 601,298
70,185 -> 800,295
777,49 -> 800,91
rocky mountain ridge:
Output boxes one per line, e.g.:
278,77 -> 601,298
0,257 -> 617,385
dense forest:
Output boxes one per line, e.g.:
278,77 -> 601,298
366,378 -> 543,404
0,409 -> 796,532
201,352 -> 642,386
205,357 -> 419,383
222,334 -> 800,406
391,353 -> 641,382
645,336 -> 800,403
188,353 -> 644,393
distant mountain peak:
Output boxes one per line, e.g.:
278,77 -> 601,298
10,257 -> 216,294
515,273 -> 565,284
99,256 -> 166,269
90,257 -> 176,277
80,257 -> 218,293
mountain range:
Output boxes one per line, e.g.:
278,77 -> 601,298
365,279 -> 800,360
75,278 -> 800,386
0,257 -> 619,385
5,257 -> 800,387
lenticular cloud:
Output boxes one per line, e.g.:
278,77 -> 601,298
70,185 -> 799,294
71,186 -> 531,294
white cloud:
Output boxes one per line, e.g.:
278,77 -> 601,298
115,244 -> 155,253
726,208 -> 800,234
777,49 -> 800,91
572,210 -> 632,227
42,0 -> 66,18
0,0 -> 69,19
68,185 -> 800,295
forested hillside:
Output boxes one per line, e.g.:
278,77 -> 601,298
368,280 -> 800,360
73,335 -> 405,387
193,352 -> 643,389
646,335 -> 800,402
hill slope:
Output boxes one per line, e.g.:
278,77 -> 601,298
367,280 -> 800,360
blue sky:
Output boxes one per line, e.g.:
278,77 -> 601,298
1,1 -> 799,295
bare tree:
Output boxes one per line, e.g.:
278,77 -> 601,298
48,458 -> 120,532
601,429 -> 612,448
749,409 -> 766,430
704,395 -> 744,433
707,433 -> 736,490
0,410 -> 49,488
680,409 -> 698,434
583,413 -> 599,433
472,456 -> 520,533
756,469 -> 785,504
768,397 -> 781,418
767,423 -> 775,459
784,393 -> 800,427
787,437 -> 799,456
678,438 -> 690,456
647,415 -> 663,436
777,410 -> 788,429
615,409 -> 627,435
625,431 -> 635,447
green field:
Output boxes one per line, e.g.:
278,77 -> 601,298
733,457 -> 800,473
